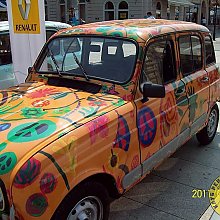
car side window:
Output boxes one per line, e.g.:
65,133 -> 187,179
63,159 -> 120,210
46,30 -> 57,41
0,33 -> 12,65
141,38 -> 176,85
204,35 -> 216,65
179,35 -> 202,75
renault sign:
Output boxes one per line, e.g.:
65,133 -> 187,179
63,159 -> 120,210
11,0 -> 40,34
7,0 -> 45,84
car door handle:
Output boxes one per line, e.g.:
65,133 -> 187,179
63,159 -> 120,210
200,76 -> 209,83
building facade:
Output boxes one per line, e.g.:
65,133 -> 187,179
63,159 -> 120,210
0,0 -> 212,26
45,0 -> 210,26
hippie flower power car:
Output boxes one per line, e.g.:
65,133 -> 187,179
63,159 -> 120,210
0,19 -> 220,220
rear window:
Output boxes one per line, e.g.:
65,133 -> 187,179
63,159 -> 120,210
179,35 -> 202,75
204,35 -> 215,65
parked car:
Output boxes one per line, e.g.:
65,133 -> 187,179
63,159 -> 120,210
0,21 -> 71,89
0,19 -> 219,220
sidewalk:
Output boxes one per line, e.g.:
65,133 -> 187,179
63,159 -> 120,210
109,119 -> 220,220
108,27 -> 220,220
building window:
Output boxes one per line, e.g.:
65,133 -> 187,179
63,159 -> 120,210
104,1 -> 115,20
156,2 -> 161,18
45,0 -> 48,20
60,0 -> 66,22
118,1 -> 128,20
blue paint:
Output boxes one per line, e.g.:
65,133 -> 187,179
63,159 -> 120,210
137,107 -> 157,148
0,123 -> 11,132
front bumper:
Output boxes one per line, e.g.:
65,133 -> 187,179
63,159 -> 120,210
1,205 -> 15,220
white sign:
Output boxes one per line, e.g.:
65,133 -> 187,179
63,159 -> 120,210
7,0 -> 46,84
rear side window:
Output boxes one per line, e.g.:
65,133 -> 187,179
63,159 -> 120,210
179,35 -> 202,75
204,35 -> 215,65
142,37 -> 176,85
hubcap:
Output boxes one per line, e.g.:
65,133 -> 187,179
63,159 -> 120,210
67,196 -> 103,220
207,109 -> 218,138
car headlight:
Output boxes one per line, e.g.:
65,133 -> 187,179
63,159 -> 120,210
0,179 -> 9,214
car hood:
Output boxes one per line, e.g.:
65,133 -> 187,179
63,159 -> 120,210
0,82 -> 126,188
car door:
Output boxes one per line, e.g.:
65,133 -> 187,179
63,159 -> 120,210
135,34 -> 189,175
177,33 -> 209,135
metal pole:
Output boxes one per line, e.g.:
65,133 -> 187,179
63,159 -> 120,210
213,2 -> 217,40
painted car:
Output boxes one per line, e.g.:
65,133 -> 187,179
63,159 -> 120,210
0,21 -> 71,90
0,19 -> 219,220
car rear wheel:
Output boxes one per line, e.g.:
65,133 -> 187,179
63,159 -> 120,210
196,104 -> 219,145
52,181 -> 110,220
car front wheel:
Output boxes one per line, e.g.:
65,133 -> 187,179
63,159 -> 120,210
196,104 -> 219,145
52,181 -> 110,220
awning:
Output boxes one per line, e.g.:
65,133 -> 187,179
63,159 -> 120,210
0,0 -> 7,11
168,0 -> 195,6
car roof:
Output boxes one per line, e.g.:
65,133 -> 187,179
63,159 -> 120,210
59,19 -> 210,43
0,21 -> 71,32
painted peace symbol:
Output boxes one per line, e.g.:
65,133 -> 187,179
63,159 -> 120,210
8,120 -> 56,143
113,115 -> 130,152
0,152 -> 17,175
137,107 -> 157,148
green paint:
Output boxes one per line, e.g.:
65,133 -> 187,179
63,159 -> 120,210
21,108 -> 47,118
0,152 -> 17,175
0,101 -> 23,115
0,143 -> 7,151
111,99 -> 125,107
53,106 -> 71,115
8,120 -> 56,143
39,150 -> 70,190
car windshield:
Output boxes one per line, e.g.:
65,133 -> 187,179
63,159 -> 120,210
37,36 -> 137,83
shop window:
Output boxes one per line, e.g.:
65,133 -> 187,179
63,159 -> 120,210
179,35 -> 202,75
118,1 -> 128,20
104,1 -> 115,20
0,34 -> 12,65
142,37 -> 176,85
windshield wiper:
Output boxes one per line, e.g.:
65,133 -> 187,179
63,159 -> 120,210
48,48 -> 62,77
72,52 -> 90,81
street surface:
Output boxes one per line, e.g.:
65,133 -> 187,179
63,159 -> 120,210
109,29 -> 220,220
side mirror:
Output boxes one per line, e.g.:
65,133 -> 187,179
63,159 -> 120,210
28,66 -> 33,74
142,83 -> 165,102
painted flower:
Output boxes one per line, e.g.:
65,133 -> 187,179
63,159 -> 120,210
21,108 -> 47,118
88,100 -> 107,106
32,100 -> 50,107
40,173 -> 57,194
27,88 -> 59,99
86,115 -> 109,144
122,94 -> 133,101
14,158 -> 41,188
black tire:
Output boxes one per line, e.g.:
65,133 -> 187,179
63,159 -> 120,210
196,104 -> 219,145
52,181 -> 110,220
